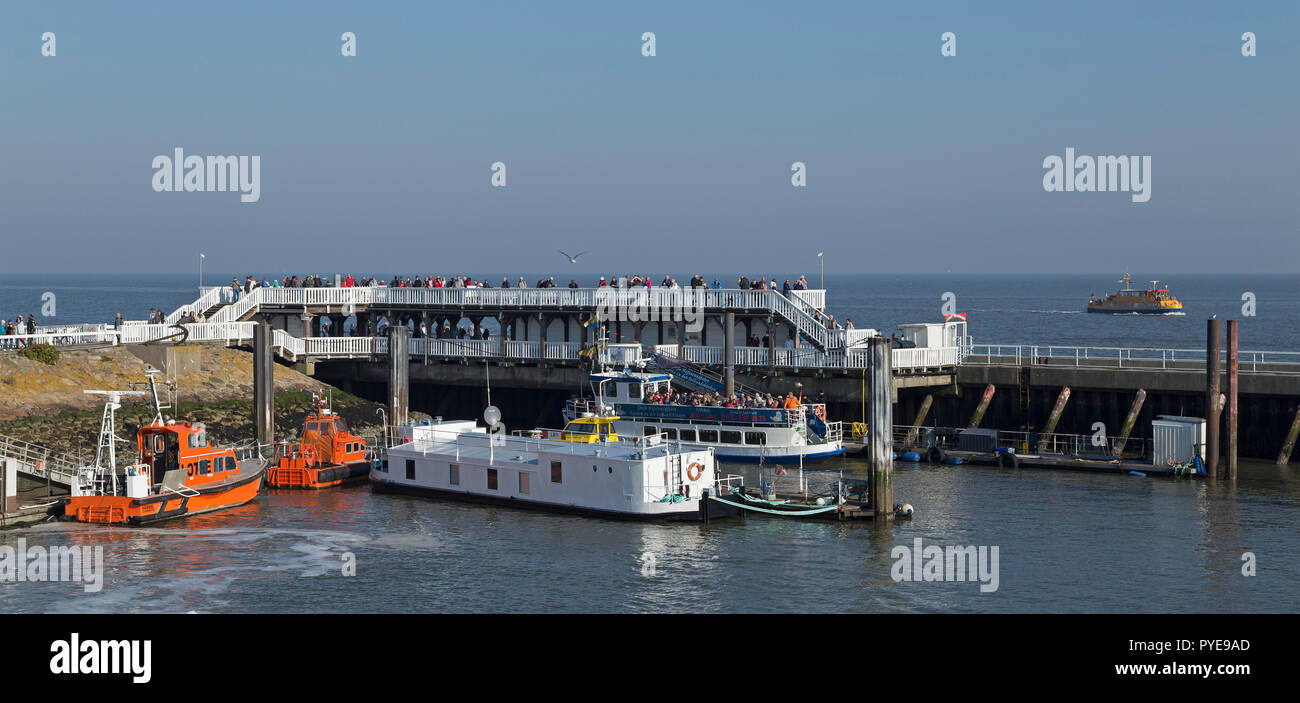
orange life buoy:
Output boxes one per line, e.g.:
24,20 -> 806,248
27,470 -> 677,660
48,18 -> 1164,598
814,406 -> 826,420
301,445 -> 317,466
686,462 -> 704,482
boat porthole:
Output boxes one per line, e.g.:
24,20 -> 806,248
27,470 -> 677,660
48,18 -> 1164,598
608,466 -> 613,473
592,465 -> 597,472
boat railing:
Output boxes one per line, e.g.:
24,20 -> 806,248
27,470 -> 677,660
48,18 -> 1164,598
892,424 -> 1153,461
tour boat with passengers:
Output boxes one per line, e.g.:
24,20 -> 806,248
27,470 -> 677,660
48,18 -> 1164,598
561,369 -> 844,463
266,393 -> 375,488
1087,273 -> 1184,314
373,417 -> 741,521
61,372 -> 266,525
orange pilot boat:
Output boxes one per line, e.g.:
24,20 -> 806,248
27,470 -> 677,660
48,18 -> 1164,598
265,393 -> 373,489
62,372 -> 267,525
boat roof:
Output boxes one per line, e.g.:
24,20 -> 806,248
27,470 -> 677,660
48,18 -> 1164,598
587,371 -> 670,383
393,424 -> 684,463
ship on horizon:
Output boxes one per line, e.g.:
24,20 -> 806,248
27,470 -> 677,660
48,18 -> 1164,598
1086,273 -> 1184,315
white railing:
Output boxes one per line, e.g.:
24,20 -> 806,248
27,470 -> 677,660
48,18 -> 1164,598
168,286 -> 225,324
966,344 -> 1300,374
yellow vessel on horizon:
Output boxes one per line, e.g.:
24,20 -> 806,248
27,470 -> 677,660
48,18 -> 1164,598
1086,273 -> 1184,315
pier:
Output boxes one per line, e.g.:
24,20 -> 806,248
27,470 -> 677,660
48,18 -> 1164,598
3,283 -> 1299,464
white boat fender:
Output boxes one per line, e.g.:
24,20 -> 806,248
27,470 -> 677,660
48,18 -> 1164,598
893,502 -> 914,517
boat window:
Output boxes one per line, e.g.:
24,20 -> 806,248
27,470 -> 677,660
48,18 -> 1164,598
629,383 -> 641,399
405,459 -> 415,480
644,426 -> 657,436
153,435 -> 165,453
306,422 -> 321,435
679,429 -> 697,442
745,432 -> 766,445
334,418 -> 349,433
199,459 -> 211,475
698,429 -> 718,442
519,472 -> 530,494
487,468 -> 498,490
450,463 -> 459,486
664,428 -> 677,440
551,460 -> 562,483
720,431 -> 742,444
226,456 -> 237,472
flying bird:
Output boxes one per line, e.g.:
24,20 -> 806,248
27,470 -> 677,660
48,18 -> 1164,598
559,250 -> 589,264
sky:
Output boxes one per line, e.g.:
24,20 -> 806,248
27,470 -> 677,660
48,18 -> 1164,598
1,1 -> 1297,275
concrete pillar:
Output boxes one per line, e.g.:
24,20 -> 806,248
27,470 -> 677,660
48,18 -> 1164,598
253,322 -> 274,445
724,311 -> 735,397
388,325 -> 410,428
867,337 -> 894,519
1206,319 -> 1221,477
1226,319 -> 1239,480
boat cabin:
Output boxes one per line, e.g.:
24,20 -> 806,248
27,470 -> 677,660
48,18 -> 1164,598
137,421 -> 239,488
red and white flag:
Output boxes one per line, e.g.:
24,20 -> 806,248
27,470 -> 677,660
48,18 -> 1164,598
944,312 -> 967,322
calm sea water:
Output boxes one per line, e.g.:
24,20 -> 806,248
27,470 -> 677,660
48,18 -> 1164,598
1,273 -> 1297,613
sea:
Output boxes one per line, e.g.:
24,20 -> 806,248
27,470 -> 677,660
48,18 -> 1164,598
1,273 -> 1297,613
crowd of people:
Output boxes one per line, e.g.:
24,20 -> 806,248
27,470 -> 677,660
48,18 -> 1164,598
645,388 -> 808,409
0,314 -> 37,348
221,272 -> 821,293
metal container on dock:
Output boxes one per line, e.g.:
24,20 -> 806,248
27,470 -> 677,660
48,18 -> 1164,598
1152,416 -> 1206,465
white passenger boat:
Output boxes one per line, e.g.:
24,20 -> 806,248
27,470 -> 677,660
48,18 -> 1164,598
562,369 -> 844,463
373,419 -> 741,521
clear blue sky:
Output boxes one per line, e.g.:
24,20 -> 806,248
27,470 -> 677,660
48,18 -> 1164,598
2,1 -> 1297,274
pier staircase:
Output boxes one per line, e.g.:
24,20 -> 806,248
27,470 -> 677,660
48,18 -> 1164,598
0,434 -> 84,487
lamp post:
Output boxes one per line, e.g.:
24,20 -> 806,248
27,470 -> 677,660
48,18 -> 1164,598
199,253 -> 205,293
817,251 -> 824,290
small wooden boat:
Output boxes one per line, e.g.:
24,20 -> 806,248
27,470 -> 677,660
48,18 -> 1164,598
62,372 -> 266,525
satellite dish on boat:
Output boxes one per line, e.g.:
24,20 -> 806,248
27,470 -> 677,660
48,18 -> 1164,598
483,406 -> 502,426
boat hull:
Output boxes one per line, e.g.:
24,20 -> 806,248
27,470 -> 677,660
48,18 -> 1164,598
371,474 -> 740,522
715,447 -> 845,463
1086,307 -> 1183,314
62,466 -> 265,525
266,460 -> 372,489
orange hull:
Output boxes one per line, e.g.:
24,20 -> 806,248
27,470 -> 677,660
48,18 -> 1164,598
64,469 -> 264,525
266,461 -> 370,489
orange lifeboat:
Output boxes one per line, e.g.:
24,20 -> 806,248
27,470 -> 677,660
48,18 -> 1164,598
62,374 -> 266,525
266,394 -> 373,489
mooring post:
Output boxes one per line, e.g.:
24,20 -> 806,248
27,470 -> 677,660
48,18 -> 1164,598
388,324 -> 410,429
252,322 -> 274,445
968,384 -> 995,428
905,394 -> 933,447
2,458 -> 17,515
1206,318 -> 1221,477
1037,386 -> 1071,453
1112,389 -> 1146,458
1226,320 -> 1239,480
1278,405 -> 1300,466
866,337 -> 894,519
724,311 -> 735,398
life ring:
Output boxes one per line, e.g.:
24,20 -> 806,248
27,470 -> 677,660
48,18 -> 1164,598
814,406 -> 826,421
301,445 -> 317,465
686,462 -> 704,482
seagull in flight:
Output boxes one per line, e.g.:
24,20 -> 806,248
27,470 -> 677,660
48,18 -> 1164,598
559,250 -> 590,264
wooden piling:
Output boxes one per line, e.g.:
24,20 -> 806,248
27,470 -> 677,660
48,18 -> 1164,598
1036,386 -> 1071,453
1206,319 -> 1221,477
388,324 -> 410,428
968,384 -> 995,428
1278,405 -> 1300,466
1226,320 -> 1239,480
1112,389 -> 1146,458
724,311 -> 735,398
252,322 -> 274,445
866,337 -> 894,519
905,394 -> 934,446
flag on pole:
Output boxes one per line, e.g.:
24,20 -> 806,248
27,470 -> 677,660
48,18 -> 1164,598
944,312 -> 967,322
